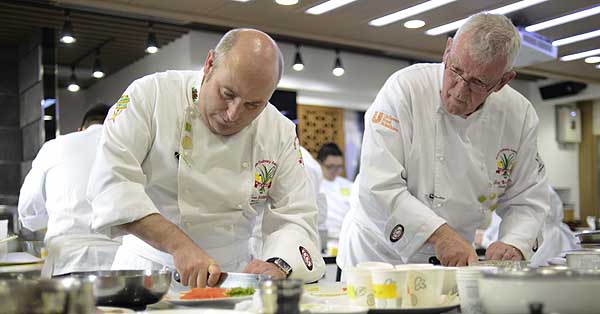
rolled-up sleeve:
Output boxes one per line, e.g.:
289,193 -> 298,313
260,127 -> 325,283
359,75 -> 446,260
87,77 -> 160,237
496,105 -> 549,259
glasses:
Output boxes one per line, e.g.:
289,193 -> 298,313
323,164 -> 344,172
444,61 -> 500,94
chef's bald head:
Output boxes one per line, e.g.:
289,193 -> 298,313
212,28 -> 283,84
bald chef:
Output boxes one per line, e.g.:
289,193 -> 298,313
88,28 -> 325,287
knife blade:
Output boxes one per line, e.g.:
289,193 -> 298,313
173,271 -> 270,288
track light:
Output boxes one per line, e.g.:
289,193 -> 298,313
332,49 -> 345,77
60,10 -> 76,44
92,50 -> 105,79
68,67 -> 80,92
293,44 -> 304,71
146,22 -> 159,54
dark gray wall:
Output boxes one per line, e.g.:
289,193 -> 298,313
0,46 -> 21,205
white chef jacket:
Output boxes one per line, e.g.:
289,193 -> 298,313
18,125 -> 120,276
482,185 -> 579,266
337,63 -> 549,268
321,176 -> 352,240
88,70 -> 325,282
300,146 -> 328,251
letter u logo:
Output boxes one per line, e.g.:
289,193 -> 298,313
372,111 -> 383,123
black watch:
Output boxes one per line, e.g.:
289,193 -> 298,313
266,257 -> 292,278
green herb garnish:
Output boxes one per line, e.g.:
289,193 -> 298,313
225,287 -> 255,297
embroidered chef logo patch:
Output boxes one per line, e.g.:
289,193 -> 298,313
494,148 -> 517,188
389,224 -> 405,243
191,87 -> 199,103
371,111 -> 399,133
293,137 -> 304,166
110,94 -> 129,121
250,160 -> 278,205
254,160 -> 277,194
299,246 -> 313,271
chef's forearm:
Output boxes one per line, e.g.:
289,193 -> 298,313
120,213 -> 194,255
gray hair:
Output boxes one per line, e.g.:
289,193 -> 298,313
454,13 -> 521,72
213,28 -> 284,82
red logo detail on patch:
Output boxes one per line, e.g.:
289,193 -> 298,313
299,246 -> 313,271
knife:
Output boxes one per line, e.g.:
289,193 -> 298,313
173,271 -> 270,288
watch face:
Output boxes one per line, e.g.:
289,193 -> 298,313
268,257 -> 292,276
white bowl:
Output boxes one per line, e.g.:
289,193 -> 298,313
479,268 -> 600,314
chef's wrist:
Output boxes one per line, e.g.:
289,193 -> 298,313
427,223 -> 450,245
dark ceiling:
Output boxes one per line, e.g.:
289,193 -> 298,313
0,0 -> 190,89
1,0 -> 600,91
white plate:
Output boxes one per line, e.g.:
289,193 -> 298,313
367,297 -> 460,314
301,303 -> 368,314
0,252 -> 43,265
163,293 -> 253,307
146,310 -> 253,314
96,306 -> 134,313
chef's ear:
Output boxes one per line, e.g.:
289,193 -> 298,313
204,49 -> 216,77
493,70 -> 517,92
443,37 -> 452,63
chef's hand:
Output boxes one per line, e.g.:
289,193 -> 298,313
172,243 -> 221,288
243,259 -> 286,279
485,241 -> 524,261
427,224 -> 478,266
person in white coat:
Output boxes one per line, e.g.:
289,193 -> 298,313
300,146 -> 329,252
337,13 -> 549,268
317,143 -> 353,245
18,104 -> 120,277
87,28 -> 325,287
481,185 -> 579,266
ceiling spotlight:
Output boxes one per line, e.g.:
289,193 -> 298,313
584,56 -> 600,64
68,67 -> 80,92
332,49 -> 345,77
293,44 -> 304,71
404,20 -> 426,29
146,22 -> 159,54
92,50 -> 105,78
60,10 -> 76,44
275,0 -> 298,5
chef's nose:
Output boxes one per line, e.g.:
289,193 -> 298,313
226,98 -> 243,122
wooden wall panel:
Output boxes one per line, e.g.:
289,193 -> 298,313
578,100 -> 599,224
297,104 -> 345,160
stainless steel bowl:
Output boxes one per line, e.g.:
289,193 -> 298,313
70,269 -> 171,309
479,268 -> 600,314
575,230 -> 600,243
0,277 -> 96,314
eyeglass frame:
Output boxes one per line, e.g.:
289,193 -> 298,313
443,54 -> 505,94
322,164 -> 344,172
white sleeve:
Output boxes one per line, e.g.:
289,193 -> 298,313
496,105 -> 549,259
18,141 -> 55,231
87,78 -> 160,237
358,75 -> 446,259
260,134 -> 326,283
